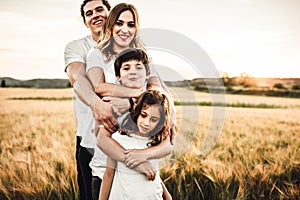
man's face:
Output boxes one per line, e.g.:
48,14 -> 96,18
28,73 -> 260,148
118,60 -> 147,89
83,0 -> 109,38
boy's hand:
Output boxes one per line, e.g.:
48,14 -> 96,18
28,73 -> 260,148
124,149 -> 147,168
134,161 -> 156,181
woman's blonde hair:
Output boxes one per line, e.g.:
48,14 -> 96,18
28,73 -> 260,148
97,3 -> 146,61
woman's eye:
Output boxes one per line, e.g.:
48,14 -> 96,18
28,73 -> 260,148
128,23 -> 135,28
141,113 -> 147,118
115,21 -> 123,26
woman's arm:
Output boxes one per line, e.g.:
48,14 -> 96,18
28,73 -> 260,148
99,157 -> 116,200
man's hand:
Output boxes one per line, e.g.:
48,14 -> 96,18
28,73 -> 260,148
124,149 -> 148,168
93,96 -> 118,133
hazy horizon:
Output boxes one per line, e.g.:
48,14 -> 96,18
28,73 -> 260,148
0,0 -> 299,81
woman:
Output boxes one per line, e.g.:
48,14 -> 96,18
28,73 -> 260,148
85,3 -> 173,200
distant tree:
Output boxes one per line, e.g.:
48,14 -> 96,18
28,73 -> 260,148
67,81 -> 72,88
273,83 -> 285,89
292,84 -> 300,90
1,80 -> 6,87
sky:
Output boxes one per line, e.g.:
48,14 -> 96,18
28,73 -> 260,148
0,0 -> 299,81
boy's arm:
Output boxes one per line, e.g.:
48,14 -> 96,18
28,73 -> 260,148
124,136 -> 172,168
97,127 -> 172,168
99,157 -> 116,200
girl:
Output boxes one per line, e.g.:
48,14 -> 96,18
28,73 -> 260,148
100,90 -> 170,200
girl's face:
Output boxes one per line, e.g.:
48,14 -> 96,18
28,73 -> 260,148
112,10 -> 136,53
118,60 -> 147,89
137,105 -> 161,137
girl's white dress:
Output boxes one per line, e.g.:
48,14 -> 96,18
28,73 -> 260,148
109,132 -> 163,200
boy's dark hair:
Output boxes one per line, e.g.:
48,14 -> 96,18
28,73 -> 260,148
80,0 -> 111,22
114,48 -> 150,77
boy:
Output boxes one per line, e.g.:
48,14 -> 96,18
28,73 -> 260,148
90,48 -> 172,199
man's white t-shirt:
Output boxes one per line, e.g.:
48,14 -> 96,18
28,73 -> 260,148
64,35 -> 96,147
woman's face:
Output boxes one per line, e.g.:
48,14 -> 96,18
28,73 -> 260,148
137,105 -> 161,137
112,10 -> 137,53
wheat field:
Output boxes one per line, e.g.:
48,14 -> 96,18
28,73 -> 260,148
0,87 -> 299,199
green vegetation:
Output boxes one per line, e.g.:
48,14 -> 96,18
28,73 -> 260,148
8,97 -> 72,101
174,101 -> 285,109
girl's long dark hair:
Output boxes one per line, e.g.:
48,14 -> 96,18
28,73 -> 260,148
120,90 -> 170,146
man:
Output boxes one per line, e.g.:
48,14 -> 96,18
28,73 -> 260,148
64,1 -> 114,199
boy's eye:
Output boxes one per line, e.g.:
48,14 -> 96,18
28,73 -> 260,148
122,67 -> 129,71
136,65 -> 144,70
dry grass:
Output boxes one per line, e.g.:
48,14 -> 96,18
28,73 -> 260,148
0,87 -> 299,199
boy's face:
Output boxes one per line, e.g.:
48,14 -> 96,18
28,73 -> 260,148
117,60 -> 147,89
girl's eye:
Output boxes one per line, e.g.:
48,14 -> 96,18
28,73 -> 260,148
151,118 -> 159,123
141,113 -> 147,118
122,67 -> 129,71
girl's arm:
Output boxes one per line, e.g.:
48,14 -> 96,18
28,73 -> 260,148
99,157 -> 116,200
161,181 -> 172,200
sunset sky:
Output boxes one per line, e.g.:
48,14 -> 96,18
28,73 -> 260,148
0,0 -> 299,81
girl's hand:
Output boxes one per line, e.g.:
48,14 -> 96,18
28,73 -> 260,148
124,149 -> 147,168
